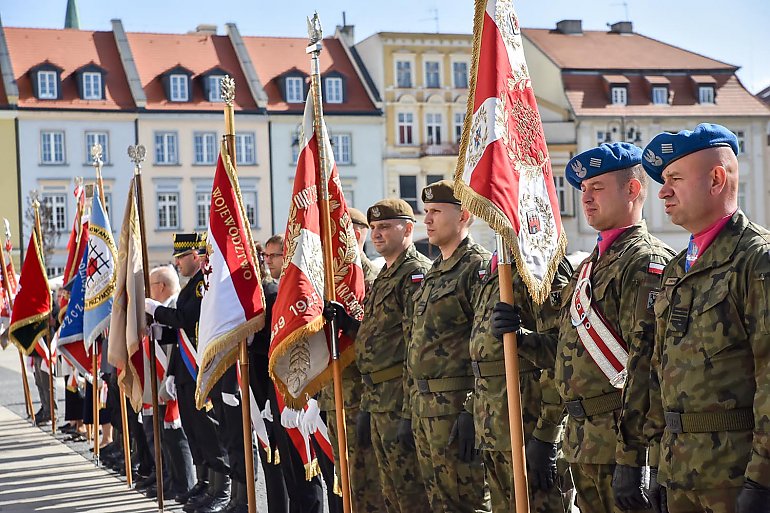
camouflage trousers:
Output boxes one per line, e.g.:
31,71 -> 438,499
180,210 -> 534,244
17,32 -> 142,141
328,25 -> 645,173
572,463 -> 651,513
327,405 -> 386,513
413,415 -> 491,513
370,411 -> 430,513
665,486 -> 741,513
483,450 -> 574,513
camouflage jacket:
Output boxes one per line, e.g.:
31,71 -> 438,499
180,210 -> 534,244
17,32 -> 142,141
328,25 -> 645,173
521,221 -> 674,466
360,253 -> 380,294
405,236 -> 490,419
468,257 -> 571,451
355,245 -> 432,414
647,211 -> 770,489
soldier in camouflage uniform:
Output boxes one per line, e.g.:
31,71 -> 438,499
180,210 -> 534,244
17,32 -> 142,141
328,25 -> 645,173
642,124 -> 770,513
494,143 -> 674,513
315,207 -> 384,513
471,254 -> 575,512
404,180 -> 491,513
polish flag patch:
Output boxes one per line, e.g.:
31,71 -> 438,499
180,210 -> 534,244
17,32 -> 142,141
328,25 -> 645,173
411,274 -> 424,283
648,262 -> 665,275
478,269 -> 487,279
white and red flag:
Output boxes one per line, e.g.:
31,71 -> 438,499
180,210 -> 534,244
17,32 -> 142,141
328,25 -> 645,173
195,141 -> 266,409
453,0 -> 567,303
269,94 -> 365,408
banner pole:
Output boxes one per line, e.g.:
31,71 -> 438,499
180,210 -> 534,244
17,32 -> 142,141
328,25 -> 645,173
306,13 -> 352,513
496,235 -> 530,513
130,145 -> 164,512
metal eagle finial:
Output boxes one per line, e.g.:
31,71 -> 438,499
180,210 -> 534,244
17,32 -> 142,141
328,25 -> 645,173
307,12 -> 322,44
128,144 -> 147,175
221,75 -> 235,106
90,143 -> 103,165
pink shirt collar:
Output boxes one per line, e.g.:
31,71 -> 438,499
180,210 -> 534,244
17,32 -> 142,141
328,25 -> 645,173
685,211 -> 735,271
597,226 -> 632,257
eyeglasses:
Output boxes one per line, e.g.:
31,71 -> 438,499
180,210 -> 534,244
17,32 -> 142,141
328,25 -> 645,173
262,252 -> 282,259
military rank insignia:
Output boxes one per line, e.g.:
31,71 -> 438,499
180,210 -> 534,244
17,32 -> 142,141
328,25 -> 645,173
196,281 -> 205,298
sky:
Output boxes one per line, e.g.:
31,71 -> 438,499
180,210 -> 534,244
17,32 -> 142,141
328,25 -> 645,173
1,0 -> 768,93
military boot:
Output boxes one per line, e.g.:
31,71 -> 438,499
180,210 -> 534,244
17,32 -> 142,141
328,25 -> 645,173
225,480 -> 248,513
194,472 -> 231,513
176,465 -> 209,504
183,468 -> 216,512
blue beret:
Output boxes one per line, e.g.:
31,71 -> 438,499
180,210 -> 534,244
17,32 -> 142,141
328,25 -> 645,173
642,123 -> 739,184
565,142 -> 642,190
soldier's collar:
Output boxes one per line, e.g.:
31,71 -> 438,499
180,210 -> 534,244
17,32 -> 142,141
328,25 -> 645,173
678,210 -> 748,276
380,245 -> 415,277
436,236 -> 473,272
594,221 -> 648,270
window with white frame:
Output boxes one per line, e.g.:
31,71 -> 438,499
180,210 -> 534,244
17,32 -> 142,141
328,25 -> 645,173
155,132 -> 178,164
157,190 -> 179,229
738,181 -> 748,211
553,174 -> 574,216
397,112 -> 414,145
196,190 -> 211,229
325,77 -> 343,103
85,132 -> 108,164
291,125 -> 302,164
103,192 -> 112,218
286,77 -> 304,103
330,133 -> 352,165
399,175 -> 418,212
194,132 -> 217,165
453,61 -> 468,89
341,183 -> 355,208
46,266 -> 65,278
169,74 -> 189,102
426,174 -> 443,186
454,112 -> 465,142
425,61 -> 440,88
38,71 -> 57,99
611,86 -> 627,105
235,133 -> 256,165
733,130 -> 746,153
241,189 -> 258,228
396,60 -> 412,88
652,86 -> 668,105
699,86 -> 715,104
426,113 -> 442,145
41,131 -> 65,164
42,193 -> 67,231
208,75 -> 225,102
82,72 -> 102,100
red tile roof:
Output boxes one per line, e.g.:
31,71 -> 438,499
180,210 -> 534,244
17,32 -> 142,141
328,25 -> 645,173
126,31 -> 257,111
5,27 -> 134,110
242,36 -> 377,113
523,28 -> 736,71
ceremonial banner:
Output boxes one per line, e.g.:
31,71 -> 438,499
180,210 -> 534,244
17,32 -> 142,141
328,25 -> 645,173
269,94 -> 365,407
453,0 -> 566,303
107,179 -> 145,411
84,189 -> 116,351
59,185 -> 87,320
196,141 -> 266,409
0,220 -> 18,347
9,227 -> 51,356
58,250 -> 91,375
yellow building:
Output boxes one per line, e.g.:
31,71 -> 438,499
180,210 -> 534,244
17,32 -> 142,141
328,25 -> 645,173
0,113 -> 20,266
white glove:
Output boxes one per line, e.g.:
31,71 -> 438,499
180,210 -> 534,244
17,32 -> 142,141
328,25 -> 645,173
299,398 -> 320,435
222,392 -> 240,407
280,407 -> 301,430
165,375 -> 176,400
145,298 -> 161,316
261,400 -> 273,422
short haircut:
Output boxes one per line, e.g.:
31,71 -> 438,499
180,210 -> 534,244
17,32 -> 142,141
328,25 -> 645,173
150,265 -> 181,294
616,164 -> 648,202
266,233 -> 284,247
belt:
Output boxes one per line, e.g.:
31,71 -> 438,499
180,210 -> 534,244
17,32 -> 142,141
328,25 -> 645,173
416,376 -> 475,394
470,359 -> 537,378
664,408 -> 754,434
565,390 -> 622,419
362,364 -> 402,387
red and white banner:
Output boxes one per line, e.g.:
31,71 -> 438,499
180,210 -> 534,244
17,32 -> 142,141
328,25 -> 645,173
269,94 -> 365,408
453,0 -> 567,304
196,142 -> 266,409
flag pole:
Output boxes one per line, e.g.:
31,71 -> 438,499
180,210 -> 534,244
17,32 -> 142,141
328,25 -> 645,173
306,13 -> 352,513
91,145 -> 133,485
0,234 -> 35,422
129,144 -> 164,511
32,198 -> 57,436
496,235 -> 530,513
221,76 -> 258,513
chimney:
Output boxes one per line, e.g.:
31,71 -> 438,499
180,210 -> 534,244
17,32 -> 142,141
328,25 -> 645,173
190,24 -> 217,35
556,19 -> 582,35
335,12 -> 355,47
609,21 -> 633,34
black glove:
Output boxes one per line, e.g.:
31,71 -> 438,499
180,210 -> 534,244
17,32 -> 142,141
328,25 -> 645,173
356,411 -> 371,448
491,302 -> 522,339
396,418 -> 415,450
525,437 -> 558,490
322,300 -> 359,338
736,478 -> 770,513
448,411 -> 476,463
647,468 -> 668,513
612,464 -> 651,511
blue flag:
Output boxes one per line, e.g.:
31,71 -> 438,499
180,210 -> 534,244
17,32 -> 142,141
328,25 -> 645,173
84,188 -> 116,353
58,249 -> 90,375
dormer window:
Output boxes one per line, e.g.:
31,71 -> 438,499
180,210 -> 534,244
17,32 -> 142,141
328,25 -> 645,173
82,72 -> 102,100
207,75 -> 225,102
611,86 -> 627,105
170,74 -> 189,102
286,77 -> 304,103
325,77 -> 343,103
699,86 -> 715,104
38,71 -> 58,99
652,86 -> 668,105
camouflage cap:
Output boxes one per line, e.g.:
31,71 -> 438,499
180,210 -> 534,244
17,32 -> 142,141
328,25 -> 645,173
348,208 -> 369,228
172,232 -> 207,258
421,179 -> 461,205
367,198 -> 416,224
